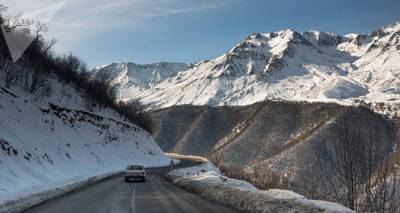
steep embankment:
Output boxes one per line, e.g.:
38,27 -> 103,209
0,62 -> 170,208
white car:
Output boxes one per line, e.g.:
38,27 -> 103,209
124,165 -> 146,182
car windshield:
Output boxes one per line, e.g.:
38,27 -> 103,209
127,165 -> 143,170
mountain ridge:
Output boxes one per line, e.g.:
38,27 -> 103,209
94,21 -> 400,111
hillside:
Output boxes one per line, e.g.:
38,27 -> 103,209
96,22 -> 400,112
151,102 -> 396,157
94,21 -> 400,210
150,101 -> 399,199
0,58 -> 171,207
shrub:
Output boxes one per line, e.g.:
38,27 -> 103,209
0,8 -> 152,132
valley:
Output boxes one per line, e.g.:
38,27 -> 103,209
150,101 -> 400,208
94,20 -> 400,211
0,2 -> 399,211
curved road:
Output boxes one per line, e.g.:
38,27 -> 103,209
24,162 -> 238,213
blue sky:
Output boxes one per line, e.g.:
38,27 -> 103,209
5,0 -> 400,68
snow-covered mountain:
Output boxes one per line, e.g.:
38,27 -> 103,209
94,62 -> 189,98
95,22 -> 400,109
0,58 -> 171,208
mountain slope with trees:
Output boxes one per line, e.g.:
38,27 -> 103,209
150,102 -> 400,211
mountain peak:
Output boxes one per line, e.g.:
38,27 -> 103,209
382,21 -> 400,33
95,22 -> 400,109
303,31 -> 343,46
94,61 -> 189,91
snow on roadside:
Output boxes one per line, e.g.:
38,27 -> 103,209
168,161 -> 257,191
0,67 -> 171,212
166,161 -> 353,213
0,171 -> 117,213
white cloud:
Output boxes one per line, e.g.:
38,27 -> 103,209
1,0 -> 236,52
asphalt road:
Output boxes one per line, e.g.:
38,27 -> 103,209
24,162 -> 239,213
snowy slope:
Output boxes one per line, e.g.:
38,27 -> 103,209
94,62 -> 189,98
96,21 -> 400,110
0,62 -> 171,206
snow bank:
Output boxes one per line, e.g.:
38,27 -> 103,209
166,162 -> 353,213
0,67 -> 171,212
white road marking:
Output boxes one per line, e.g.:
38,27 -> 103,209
130,187 -> 136,213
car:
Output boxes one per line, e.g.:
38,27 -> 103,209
124,165 -> 146,182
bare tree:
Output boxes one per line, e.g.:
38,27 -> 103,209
28,70 -> 46,93
246,163 -> 282,189
290,152 -> 323,199
33,22 -> 48,40
0,4 -> 7,14
361,157 -> 400,213
0,5 -> 153,132
3,13 -> 32,32
211,151 -> 223,167
318,116 -> 399,212
43,39 -> 57,56
251,163 -> 264,188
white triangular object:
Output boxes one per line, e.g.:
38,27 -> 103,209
1,1 -> 65,62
